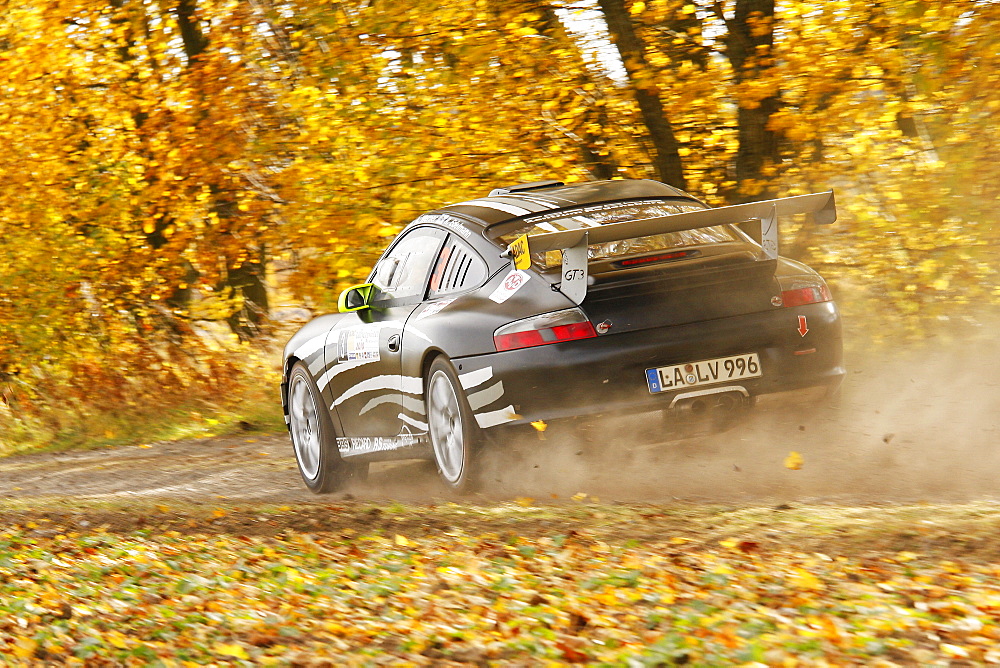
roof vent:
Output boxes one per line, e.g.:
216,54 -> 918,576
489,180 -> 564,197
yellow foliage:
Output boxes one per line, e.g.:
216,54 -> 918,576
0,0 -> 998,438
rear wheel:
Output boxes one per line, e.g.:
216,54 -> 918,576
287,362 -> 365,493
426,356 -> 482,493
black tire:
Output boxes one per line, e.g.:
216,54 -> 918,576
286,361 -> 365,493
425,356 -> 483,493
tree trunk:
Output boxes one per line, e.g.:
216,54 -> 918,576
722,0 -> 779,199
597,0 -> 686,189
174,0 -> 269,337
530,3 -> 618,180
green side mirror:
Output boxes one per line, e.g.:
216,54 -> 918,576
338,283 -> 374,313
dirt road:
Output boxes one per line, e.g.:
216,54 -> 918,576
1,341 -> 997,506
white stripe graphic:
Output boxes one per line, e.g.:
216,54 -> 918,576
359,393 -> 426,416
316,358 -> 377,393
458,199 -> 532,216
475,405 -> 519,429
459,366 -> 494,390
503,195 -> 559,210
398,413 -> 429,431
401,375 -> 424,394
294,333 -> 326,361
332,374 -> 423,408
468,381 -> 505,411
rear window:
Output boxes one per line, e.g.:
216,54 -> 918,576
498,201 -> 737,269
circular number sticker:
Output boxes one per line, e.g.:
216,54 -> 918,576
503,272 -> 524,291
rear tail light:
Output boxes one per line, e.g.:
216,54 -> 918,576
776,275 -> 832,307
494,308 -> 597,352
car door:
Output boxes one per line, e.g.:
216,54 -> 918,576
323,226 -> 446,442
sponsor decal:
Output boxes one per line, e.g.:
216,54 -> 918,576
414,298 -> 455,321
417,213 -> 472,238
337,326 -> 380,362
488,269 -> 530,304
336,433 -> 419,456
508,233 -> 531,270
457,198 -> 532,216
519,199 -> 667,224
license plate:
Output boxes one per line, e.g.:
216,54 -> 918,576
646,353 -> 761,393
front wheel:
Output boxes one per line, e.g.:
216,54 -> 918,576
287,362 -> 364,493
425,356 -> 483,493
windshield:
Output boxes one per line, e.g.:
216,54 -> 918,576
498,200 -> 737,268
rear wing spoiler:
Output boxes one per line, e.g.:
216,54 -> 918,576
504,190 -> 836,305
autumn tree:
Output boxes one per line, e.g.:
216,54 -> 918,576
2,0 -> 998,446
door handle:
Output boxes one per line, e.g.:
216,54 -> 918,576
387,334 -> 401,352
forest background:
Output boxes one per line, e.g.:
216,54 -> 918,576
0,0 -> 997,454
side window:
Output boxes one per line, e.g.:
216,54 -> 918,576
370,228 -> 444,306
428,236 -> 489,298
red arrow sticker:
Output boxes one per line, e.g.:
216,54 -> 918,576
797,315 -> 809,337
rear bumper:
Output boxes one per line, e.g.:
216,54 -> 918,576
457,301 -> 843,427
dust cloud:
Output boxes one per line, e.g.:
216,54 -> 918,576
4,332 -> 994,507
363,334 -> 1000,505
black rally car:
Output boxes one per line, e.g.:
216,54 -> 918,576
281,179 -> 844,492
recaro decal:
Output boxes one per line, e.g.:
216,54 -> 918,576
336,433 -> 419,457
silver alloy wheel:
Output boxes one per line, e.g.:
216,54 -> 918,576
288,374 -> 321,481
428,369 -> 464,484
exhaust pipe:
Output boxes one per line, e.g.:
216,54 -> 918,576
672,391 -> 745,418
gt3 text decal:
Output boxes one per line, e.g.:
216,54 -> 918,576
338,326 -> 380,362
489,269 -> 530,304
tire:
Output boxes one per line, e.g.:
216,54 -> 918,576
286,361 -> 364,493
425,356 -> 482,493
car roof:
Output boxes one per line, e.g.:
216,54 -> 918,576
432,179 -> 697,229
